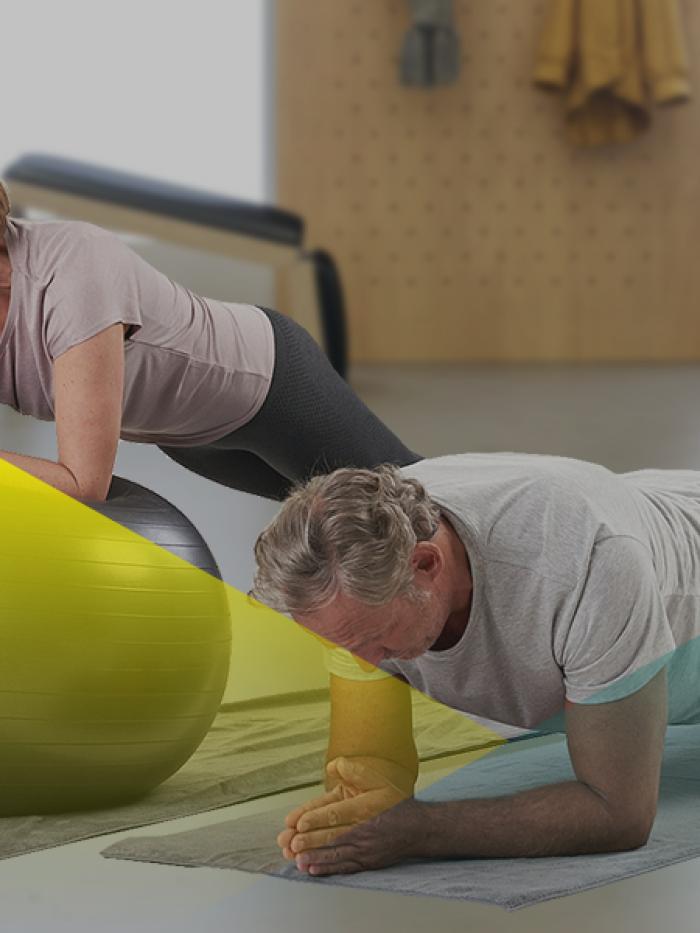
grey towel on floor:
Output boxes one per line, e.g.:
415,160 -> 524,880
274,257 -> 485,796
0,692 -> 487,861
101,726 -> 700,911
400,0 -> 460,87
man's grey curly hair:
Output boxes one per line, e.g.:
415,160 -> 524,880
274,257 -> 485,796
251,464 -> 441,615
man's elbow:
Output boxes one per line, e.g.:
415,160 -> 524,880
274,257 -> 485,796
627,815 -> 655,850
585,781 -> 657,853
611,811 -> 655,852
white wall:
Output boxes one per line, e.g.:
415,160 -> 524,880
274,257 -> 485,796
2,1 -> 272,200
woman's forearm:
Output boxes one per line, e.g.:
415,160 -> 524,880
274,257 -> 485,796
0,450 -> 85,498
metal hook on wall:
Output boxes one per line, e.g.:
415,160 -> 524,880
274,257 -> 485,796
399,0 -> 461,88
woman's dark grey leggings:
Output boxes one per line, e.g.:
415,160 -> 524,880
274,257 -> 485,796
157,306 -> 422,501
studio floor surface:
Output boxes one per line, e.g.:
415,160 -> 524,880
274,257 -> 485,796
6,361 -> 700,932
351,361 -> 700,471
8,766 -> 700,933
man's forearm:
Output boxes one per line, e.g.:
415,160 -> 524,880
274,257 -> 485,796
414,780 -> 649,859
0,451 -> 81,497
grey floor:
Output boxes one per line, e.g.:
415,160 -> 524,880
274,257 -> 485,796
6,361 -> 700,933
352,361 -> 700,472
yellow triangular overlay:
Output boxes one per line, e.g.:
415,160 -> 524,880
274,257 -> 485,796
0,459 -> 504,818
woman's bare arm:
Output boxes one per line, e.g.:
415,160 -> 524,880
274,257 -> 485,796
0,324 -> 126,500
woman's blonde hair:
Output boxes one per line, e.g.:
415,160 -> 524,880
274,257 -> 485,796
251,464 -> 441,615
0,180 -> 10,234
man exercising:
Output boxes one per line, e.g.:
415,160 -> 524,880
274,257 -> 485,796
251,452 -> 700,875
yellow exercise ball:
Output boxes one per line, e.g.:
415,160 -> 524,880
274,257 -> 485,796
0,471 -> 231,816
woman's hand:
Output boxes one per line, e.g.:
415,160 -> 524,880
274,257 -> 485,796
277,755 -> 415,862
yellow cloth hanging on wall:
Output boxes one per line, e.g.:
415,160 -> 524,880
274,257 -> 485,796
533,0 -> 691,146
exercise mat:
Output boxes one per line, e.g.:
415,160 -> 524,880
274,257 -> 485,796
0,691 -> 495,861
101,725 -> 700,911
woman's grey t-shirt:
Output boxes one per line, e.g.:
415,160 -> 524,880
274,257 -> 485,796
0,218 -> 274,446
327,453 -> 700,730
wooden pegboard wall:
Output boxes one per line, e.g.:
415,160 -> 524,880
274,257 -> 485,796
276,0 -> 700,362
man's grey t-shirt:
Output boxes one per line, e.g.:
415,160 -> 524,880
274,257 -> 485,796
327,453 -> 700,729
1,218 -> 274,446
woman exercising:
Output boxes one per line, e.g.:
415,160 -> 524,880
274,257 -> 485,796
0,181 -> 419,501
